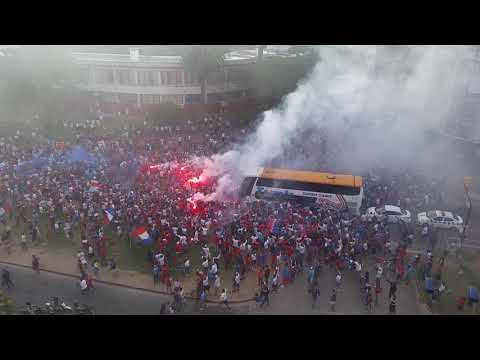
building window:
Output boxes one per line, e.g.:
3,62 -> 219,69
160,71 -> 168,85
185,94 -> 201,104
184,71 -> 192,85
142,94 -> 154,104
176,71 -> 182,85
163,95 -> 183,105
95,68 -> 114,84
167,72 -> 176,85
138,70 -> 156,86
119,93 -> 138,104
184,71 -> 199,85
142,94 -> 161,104
102,93 -> 117,103
118,70 -> 136,85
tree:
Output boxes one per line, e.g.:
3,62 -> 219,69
257,45 -> 267,63
250,51 -> 318,103
0,290 -> 15,315
181,46 -> 229,104
0,45 -> 79,126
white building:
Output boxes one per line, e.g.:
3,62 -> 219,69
72,46 -> 297,112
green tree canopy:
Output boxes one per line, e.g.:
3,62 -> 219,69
181,46 -> 230,104
0,290 -> 15,315
0,45 -> 79,127
150,102 -> 184,126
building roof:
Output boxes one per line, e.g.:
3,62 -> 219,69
72,52 -> 183,65
72,47 -> 299,67
260,168 -> 363,187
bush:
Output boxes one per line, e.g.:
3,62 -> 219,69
0,291 -> 15,315
150,102 -> 185,126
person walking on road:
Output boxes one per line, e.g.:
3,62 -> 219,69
312,286 -> 320,310
21,232 -> 27,251
330,289 -> 337,312
232,271 -> 241,293
387,279 -> 397,299
335,272 -> 342,289
219,288 -> 231,311
80,277 -> 88,295
32,255 -> 40,274
1,269 -> 14,288
260,284 -> 270,308
389,295 -> 397,315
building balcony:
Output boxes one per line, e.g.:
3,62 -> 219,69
76,81 -> 246,95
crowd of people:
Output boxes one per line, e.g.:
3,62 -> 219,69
0,110 -> 471,314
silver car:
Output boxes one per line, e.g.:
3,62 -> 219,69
366,205 -> 412,223
417,210 -> 464,232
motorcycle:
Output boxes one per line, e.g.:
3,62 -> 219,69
45,297 -> 73,314
72,302 -> 95,315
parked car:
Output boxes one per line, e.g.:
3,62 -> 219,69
366,205 -> 412,223
417,210 -> 464,232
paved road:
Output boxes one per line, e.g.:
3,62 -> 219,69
249,261 -> 419,315
1,264 -> 248,315
2,261 -> 419,315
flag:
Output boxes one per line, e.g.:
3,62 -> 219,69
104,209 -> 114,224
268,218 -> 281,235
131,226 -> 153,246
89,180 -> 101,192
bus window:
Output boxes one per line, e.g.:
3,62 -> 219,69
255,178 -> 361,196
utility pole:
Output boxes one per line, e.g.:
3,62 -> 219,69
462,176 -> 473,249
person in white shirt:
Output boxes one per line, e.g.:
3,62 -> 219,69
202,274 -> 210,293
179,235 -> 187,246
184,258 -> 190,275
376,265 -> 383,279
210,262 -> 218,276
158,254 -> 165,267
219,289 -> 231,310
233,272 -> 241,292
214,274 -> 221,296
202,257 -> 209,272
202,244 -> 210,258
80,278 -> 88,294
335,273 -> 342,288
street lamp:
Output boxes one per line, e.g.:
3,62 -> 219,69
462,176 -> 473,249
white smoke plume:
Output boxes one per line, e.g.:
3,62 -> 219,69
191,45 -> 476,202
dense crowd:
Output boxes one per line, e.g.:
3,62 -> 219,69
0,112 -> 474,314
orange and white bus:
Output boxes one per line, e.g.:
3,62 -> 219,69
239,168 -> 364,214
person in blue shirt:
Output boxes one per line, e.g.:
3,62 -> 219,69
153,264 -> 160,285
307,266 -> 315,293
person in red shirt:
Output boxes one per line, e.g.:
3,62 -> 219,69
256,266 -> 264,288
86,275 -> 95,291
166,276 -> 172,294
175,241 -> 183,255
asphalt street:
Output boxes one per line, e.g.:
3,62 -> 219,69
1,264 -> 248,315
2,259 -> 419,315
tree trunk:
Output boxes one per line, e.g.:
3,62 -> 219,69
201,78 -> 208,105
257,45 -> 266,63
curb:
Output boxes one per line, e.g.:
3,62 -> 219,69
0,260 -> 254,305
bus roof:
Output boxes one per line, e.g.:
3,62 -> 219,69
260,168 -> 363,187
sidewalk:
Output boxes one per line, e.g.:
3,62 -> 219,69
0,243 -> 256,303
